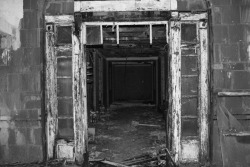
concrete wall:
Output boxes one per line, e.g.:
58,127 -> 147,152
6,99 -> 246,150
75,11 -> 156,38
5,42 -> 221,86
0,0 -> 250,165
177,0 -> 250,166
209,0 -> 250,166
0,0 -> 74,164
0,0 -> 44,163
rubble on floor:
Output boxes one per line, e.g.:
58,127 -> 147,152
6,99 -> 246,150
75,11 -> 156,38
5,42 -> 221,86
0,159 -> 80,167
88,105 -> 170,167
89,148 -> 177,167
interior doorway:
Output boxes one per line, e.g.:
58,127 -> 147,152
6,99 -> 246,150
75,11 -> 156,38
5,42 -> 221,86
84,23 -> 168,163
45,13 -> 209,166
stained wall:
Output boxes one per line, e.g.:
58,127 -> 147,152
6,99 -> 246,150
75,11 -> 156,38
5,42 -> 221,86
0,0 -> 250,165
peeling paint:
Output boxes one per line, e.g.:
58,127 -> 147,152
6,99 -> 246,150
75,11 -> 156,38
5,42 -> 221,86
181,140 -> 199,162
199,22 -> 209,164
169,13 -> 209,165
169,20 -> 181,163
74,0 -> 172,12
45,31 -> 58,159
73,29 -> 88,164
227,72 -> 232,79
1,49 -> 11,65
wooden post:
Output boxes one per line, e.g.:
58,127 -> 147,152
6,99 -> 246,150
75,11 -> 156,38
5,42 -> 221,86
45,31 -> 58,159
199,21 -> 209,164
72,27 -> 88,164
149,24 -> 152,46
116,25 -> 119,46
93,51 -> 99,111
169,21 -> 181,164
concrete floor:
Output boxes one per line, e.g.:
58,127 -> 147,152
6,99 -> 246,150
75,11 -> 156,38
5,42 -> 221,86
88,104 -> 166,163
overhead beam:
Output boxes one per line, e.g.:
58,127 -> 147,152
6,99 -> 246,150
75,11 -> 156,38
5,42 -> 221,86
106,57 -> 158,61
74,0 -> 176,12
45,15 -> 74,24
84,21 -> 168,26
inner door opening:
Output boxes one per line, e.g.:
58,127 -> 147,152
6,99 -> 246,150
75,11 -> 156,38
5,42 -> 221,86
84,22 -> 168,163
45,13 -> 209,166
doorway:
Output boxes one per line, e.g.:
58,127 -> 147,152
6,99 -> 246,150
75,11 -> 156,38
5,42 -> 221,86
45,13 -> 210,166
84,22 -> 168,163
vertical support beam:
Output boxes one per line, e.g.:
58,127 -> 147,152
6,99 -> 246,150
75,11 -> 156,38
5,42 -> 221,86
169,21 -> 181,164
116,25 -> 119,46
45,32 -> 58,159
156,60 -> 159,107
106,61 -> 109,106
149,24 -> 152,46
99,55 -> 103,105
166,23 -> 169,43
73,28 -> 88,164
81,41 -> 89,167
160,54 -> 165,105
100,25 -> 103,44
93,51 -> 99,111
199,21 -> 209,164
82,23 -> 87,45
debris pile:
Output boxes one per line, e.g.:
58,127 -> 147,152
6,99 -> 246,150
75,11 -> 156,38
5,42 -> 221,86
90,148 -> 177,167
0,159 -> 79,167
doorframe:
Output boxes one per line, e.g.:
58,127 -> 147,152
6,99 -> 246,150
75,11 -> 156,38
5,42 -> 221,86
45,12 -> 210,166
45,15 -> 88,164
168,12 -> 210,165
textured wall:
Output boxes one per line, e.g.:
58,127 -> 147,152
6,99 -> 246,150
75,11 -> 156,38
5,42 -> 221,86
209,0 -> 250,166
0,0 -> 250,165
0,0 -> 45,163
0,0 -> 74,164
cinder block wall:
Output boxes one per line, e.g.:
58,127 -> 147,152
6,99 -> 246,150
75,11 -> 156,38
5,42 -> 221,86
210,0 -> 250,166
0,0 -> 45,163
0,0 -> 249,165
177,0 -> 250,166
0,0 -> 74,164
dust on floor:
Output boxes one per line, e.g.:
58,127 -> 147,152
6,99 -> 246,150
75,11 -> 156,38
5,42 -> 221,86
88,105 -> 166,163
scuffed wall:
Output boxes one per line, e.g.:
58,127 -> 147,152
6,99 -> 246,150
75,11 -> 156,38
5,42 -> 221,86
0,0 -> 45,163
0,0 -> 249,165
45,0 -> 74,15
177,0 -> 207,11
209,0 -> 250,166
0,0 -> 74,164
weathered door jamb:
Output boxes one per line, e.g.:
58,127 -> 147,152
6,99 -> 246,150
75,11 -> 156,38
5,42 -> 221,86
45,15 -> 88,164
168,12 -> 209,165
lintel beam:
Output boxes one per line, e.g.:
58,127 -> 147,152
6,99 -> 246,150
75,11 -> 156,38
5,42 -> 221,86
74,0 -> 175,12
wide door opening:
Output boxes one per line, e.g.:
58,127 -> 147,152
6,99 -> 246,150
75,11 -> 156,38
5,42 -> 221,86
45,14 -> 209,166
84,23 -> 169,165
